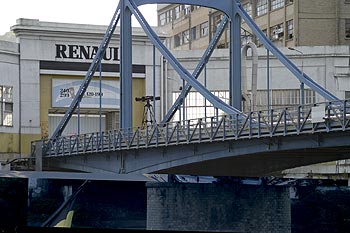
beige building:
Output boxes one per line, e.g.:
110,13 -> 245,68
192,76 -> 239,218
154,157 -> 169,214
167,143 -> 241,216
157,0 -> 350,50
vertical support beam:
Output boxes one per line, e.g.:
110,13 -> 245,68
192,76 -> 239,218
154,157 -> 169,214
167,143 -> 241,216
35,141 -> 43,171
120,0 -> 133,129
230,6 -> 242,110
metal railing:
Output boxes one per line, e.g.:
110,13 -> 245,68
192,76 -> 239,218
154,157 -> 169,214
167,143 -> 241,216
36,100 -> 350,157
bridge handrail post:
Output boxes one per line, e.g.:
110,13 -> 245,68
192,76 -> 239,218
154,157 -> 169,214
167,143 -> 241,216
63,137 -> 66,156
199,118 -> 202,143
257,111 -> 261,138
270,109 -> 274,137
249,112 -> 253,138
146,125 -> 149,147
283,108 -> 288,136
176,121 -> 180,144
210,117 -> 214,140
95,132 -> 99,152
165,123 -> 169,145
187,120 -> 191,143
155,125 -> 159,146
343,100 -> 347,130
101,131 -> 105,152
135,127 -> 139,148
223,115 -> 226,140
83,134 -> 87,153
235,114 -> 239,140
69,135 -> 72,156
297,105 -> 301,134
108,130 -> 111,151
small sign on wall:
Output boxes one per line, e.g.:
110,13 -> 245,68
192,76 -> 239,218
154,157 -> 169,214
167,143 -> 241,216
52,79 -> 120,108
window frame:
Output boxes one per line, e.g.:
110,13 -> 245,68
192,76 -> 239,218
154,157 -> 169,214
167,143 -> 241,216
256,0 -> 268,16
286,19 -> 294,40
0,85 -> 13,127
242,3 -> 252,17
271,0 -> 285,11
200,21 -> 209,37
346,19 -> 350,39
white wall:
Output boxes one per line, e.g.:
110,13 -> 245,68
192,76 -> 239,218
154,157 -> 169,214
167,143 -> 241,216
0,40 -> 19,133
164,45 -> 350,112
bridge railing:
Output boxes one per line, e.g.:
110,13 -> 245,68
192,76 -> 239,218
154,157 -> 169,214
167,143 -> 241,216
39,100 -> 350,157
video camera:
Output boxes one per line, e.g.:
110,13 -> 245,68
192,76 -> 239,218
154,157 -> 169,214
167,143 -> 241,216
135,96 -> 160,102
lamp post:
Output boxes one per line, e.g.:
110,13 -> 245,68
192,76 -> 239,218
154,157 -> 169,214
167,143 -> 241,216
288,47 -> 305,106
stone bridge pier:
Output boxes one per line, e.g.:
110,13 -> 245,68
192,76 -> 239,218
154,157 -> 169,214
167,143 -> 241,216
146,182 -> 291,233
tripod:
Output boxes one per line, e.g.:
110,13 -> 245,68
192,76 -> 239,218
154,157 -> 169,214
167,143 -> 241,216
135,96 -> 160,129
141,99 -> 156,129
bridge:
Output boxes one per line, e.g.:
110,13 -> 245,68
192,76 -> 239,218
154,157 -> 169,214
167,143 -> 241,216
31,0 -> 350,178
34,100 -> 350,177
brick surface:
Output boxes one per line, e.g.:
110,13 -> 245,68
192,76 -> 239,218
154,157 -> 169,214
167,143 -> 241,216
146,182 -> 291,233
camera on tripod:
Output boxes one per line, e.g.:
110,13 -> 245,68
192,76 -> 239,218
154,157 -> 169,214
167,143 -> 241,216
135,96 -> 160,102
135,96 -> 160,129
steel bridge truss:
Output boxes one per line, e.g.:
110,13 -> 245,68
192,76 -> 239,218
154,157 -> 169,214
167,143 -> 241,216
51,0 -> 339,140
43,100 -> 350,157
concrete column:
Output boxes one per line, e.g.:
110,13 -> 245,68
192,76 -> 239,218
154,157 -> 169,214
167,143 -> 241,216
147,182 -> 291,233
35,141 -> 43,171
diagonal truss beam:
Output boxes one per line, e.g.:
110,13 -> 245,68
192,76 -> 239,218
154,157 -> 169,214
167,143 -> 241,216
235,2 -> 339,101
50,3 -> 121,139
161,16 -> 230,124
127,0 -> 242,117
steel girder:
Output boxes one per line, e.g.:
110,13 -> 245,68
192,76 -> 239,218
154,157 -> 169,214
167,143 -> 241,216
128,0 -> 243,117
161,16 -> 234,124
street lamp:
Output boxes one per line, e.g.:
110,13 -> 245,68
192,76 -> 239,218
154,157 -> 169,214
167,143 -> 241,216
288,47 -> 305,106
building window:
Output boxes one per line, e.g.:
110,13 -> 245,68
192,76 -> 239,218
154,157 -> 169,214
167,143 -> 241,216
200,21 -> 209,37
257,0 -> 268,16
346,19 -> 350,38
242,3 -> 252,17
0,86 -> 13,127
271,0 -> 285,10
159,13 -> 166,26
286,0 -> 294,4
159,9 -> 173,26
256,89 -> 315,109
182,30 -> 190,44
345,91 -> 350,99
287,20 -> 294,39
174,33 -> 181,47
172,91 -> 229,121
174,5 -> 181,19
270,23 -> 284,41
191,26 -> 197,41
183,5 -> 191,15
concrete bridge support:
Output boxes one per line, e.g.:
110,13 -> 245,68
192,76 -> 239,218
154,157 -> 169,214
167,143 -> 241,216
146,182 -> 291,233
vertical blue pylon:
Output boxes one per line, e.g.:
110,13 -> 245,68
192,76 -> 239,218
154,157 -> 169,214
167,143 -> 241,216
230,2 -> 242,110
120,0 -> 133,130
